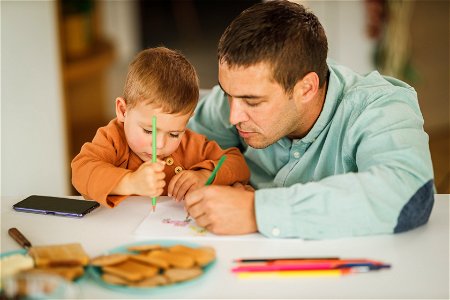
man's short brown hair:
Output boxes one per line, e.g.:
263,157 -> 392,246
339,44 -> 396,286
218,0 -> 328,92
123,47 -> 199,114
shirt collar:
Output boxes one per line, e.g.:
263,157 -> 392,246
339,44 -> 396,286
298,65 -> 343,144
271,64 -> 344,148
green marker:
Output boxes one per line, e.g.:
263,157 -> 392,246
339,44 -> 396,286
185,155 -> 226,220
205,155 -> 226,185
152,116 -> 157,212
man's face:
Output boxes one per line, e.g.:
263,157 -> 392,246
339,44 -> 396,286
122,102 -> 191,162
218,62 -> 301,149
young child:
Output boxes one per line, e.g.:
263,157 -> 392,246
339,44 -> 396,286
71,47 -> 250,208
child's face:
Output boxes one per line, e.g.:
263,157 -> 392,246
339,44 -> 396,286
119,100 -> 191,162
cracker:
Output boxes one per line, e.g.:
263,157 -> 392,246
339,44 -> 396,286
90,253 -> 129,266
29,243 -> 89,267
149,250 -> 195,269
25,266 -> 85,281
127,244 -> 162,253
131,275 -> 168,287
101,273 -> 132,285
130,254 -> 169,269
169,245 -> 216,266
164,267 -> 203,283
102,260 -> 158,282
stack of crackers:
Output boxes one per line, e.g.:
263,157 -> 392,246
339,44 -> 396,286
91,244 -> 216,287
25,243 -> 90,281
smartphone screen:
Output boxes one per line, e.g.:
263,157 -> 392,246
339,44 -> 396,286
13,195 -> 99,218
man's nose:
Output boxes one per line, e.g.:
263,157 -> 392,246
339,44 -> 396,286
229,98 -> 248,125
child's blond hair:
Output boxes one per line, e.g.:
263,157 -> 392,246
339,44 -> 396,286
123,47 -> 199,114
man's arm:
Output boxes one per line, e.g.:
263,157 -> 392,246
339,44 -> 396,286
255,97 -> 434,239
186,91 -> 434,239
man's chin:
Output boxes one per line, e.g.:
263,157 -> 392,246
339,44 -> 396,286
243,137 -> 272,149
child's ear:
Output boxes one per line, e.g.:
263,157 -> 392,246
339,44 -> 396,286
115,97 -> 127,122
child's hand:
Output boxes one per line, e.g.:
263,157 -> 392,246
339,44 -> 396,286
127,160 -> 166,197
167,169 -> 211,202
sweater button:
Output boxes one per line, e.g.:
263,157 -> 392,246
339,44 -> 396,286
174,166 -> 183,174
165,157 -> 174,166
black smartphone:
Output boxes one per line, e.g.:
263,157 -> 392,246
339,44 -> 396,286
13,195 -> 100,218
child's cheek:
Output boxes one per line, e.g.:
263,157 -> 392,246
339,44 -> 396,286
165,140 -> 181,155
129,132 -> 148,151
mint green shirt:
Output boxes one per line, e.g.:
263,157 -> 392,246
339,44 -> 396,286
189,62 -> 434,239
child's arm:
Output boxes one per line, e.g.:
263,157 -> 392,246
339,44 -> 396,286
71,120 -> 165,207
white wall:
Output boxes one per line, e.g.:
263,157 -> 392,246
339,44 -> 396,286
1,1 -> 69,196
305,0 -> 375,75
101,0 -> 141,119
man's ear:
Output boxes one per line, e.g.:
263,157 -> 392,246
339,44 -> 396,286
115,97 -> 127,122
292,72 -> 319,104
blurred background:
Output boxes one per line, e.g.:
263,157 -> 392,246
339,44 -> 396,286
2,0 -> 449,197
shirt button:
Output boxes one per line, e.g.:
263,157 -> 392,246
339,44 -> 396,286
165,157 -> 174,166
272,227 -> 280,237
174,166 -> 183,174
293,151 -> 300,159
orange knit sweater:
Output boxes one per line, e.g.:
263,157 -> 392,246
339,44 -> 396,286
71,119 -> 250,207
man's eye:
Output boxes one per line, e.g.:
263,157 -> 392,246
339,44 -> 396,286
143,129 -> 152,134
170,133 -> 180,138
246,102 -> 260,107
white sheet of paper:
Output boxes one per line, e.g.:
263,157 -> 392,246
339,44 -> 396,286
133,196 -> 265,240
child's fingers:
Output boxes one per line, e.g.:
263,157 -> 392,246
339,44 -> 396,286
171,173 -> 188,201
151,169 -> 166,181
152,160 -> 166,171
149,188 -> 164,198
148,178 -> 165,197
175,180 -> 196,201
139,160 -> 165,176
167,173 -> 182,198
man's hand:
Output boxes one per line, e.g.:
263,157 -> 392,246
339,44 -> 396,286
232,182 -> 255,192
112,160 -> 166,197
184,185 -> 258,235
168,169 -> 211,201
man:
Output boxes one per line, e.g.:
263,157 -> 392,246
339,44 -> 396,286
186,0 -> 434,239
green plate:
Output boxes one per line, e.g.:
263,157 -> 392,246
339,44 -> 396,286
87,240 -> 216,294
0,249 -> 27,258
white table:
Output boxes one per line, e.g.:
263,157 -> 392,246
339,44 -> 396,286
1,195 -> 449,299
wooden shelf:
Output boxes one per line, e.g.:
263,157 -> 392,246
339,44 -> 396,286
57,0 -> 116,194
63,39 -> 115,83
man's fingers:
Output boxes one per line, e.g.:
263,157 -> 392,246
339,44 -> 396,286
191,211 -> 210,228
232,182 -> 254,191
184,186 -> 206,209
